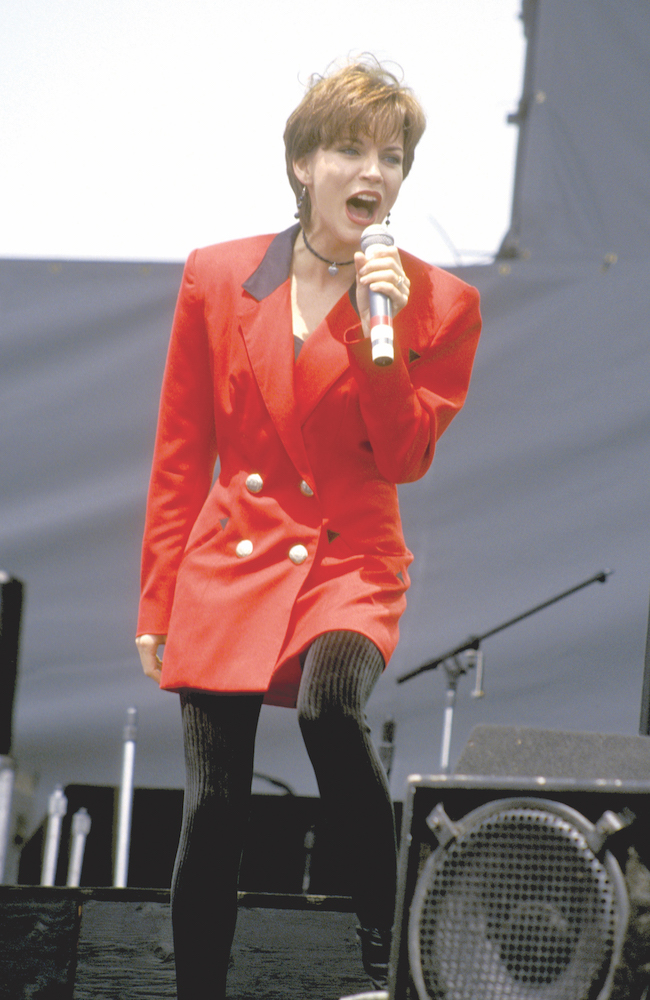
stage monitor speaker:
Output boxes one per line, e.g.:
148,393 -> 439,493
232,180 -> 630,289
454,725 -> 650,782
390,738 -> 650,1000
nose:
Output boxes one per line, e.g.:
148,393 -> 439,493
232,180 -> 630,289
359,150 -> 382,181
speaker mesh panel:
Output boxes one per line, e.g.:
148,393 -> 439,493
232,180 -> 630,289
408,798 -> 625,1000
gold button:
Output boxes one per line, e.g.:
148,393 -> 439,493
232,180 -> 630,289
299,480 -> 314,497
245,473 -> 263,494
288,544 -> 309,565
235,539 -> 253,558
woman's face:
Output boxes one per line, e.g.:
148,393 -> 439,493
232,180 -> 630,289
294,130 -> 404,249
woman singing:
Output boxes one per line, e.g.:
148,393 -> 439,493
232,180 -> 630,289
136,56 -> 481,999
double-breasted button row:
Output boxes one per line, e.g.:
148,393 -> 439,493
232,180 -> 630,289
235,539 -> 309,564
245,472 -> 314,498
239,473 -> 312,563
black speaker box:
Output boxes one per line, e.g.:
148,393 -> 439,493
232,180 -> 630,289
0,575 -> 23,756
390,728 -> 650,1000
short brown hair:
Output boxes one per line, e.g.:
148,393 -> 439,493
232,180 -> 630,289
284,56 -> 426,226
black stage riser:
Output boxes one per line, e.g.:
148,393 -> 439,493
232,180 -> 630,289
19,785 -> 403,896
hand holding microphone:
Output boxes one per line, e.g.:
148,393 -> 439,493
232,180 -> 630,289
359,223 -> 408,366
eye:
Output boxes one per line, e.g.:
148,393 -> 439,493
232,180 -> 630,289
383,151 -> 403,166
339,146 -> 360,156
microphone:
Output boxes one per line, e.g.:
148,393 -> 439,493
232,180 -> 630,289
360,223 -> 394,366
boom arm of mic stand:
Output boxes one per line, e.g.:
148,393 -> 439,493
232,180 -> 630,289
397,569 -> 612,685
397,637 -> 480,684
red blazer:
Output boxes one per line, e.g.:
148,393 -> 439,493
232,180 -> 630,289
137,225 -> 481,706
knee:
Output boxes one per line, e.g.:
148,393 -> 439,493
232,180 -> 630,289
296,676 -> 359,724
296,695 -> 335,730
297,699 -> 370,748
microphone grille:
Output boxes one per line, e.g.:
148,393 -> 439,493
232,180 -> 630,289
360,223 -> 394,252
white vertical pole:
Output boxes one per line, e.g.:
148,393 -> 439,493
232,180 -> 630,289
113,706 -> 137,888
0,757 -> 15,884
67,807 -> 92,887
41,785 -> 68,886
439,689 -> 456,774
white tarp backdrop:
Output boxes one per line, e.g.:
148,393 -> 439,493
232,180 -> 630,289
2,1 -> 650,830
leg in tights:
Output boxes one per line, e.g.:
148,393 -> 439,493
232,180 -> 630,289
171,691 -> 263,1000
297,631 -> 397,937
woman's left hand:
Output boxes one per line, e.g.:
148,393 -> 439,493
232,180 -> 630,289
354,245 -> 410,340
136,633 -> 166,685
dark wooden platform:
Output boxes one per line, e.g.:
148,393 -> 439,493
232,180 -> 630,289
0,886 -> 370,999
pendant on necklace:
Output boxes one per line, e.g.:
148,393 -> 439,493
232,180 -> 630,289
328,263 -> 338,276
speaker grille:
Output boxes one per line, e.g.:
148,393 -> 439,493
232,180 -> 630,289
409,799 -> 624,1000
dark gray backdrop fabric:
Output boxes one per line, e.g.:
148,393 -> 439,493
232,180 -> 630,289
2,0 -> 649,819
501,0 -> 650,264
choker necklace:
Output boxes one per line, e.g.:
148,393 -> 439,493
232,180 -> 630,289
301,229 -> 355,276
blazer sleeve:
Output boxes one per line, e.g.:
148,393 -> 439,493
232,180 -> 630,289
137,250 -> 218,635
339,261 -> 481,484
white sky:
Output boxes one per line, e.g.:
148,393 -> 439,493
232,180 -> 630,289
1,0 -> 526,266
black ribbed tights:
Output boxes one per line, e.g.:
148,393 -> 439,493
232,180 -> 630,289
170,630 -> 397,999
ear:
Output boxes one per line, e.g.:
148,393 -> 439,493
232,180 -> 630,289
292,155 -> 312,188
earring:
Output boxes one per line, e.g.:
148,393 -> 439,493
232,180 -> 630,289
385,211 -> 391,226
294,186 -> 306,220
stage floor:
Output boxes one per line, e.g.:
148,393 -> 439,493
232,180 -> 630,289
0,887 -> 371,999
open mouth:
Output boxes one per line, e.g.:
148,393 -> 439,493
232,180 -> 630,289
346,193 -> 381,224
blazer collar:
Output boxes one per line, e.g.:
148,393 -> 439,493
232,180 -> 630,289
241,223 -> 359,318
242,224 -> 300,301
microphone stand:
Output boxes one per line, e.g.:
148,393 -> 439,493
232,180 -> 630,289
397,569 -> 612,773
113,707 -> 137,888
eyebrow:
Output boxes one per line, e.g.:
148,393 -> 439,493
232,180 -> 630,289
340,137 -> 404,151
